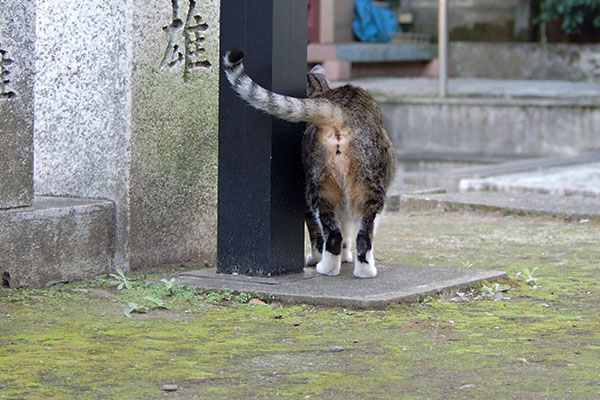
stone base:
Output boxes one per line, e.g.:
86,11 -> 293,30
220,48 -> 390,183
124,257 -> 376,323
400,191 -> 600,222
0,196 -> 114,288
389,151 -> 600,194
176,263 -> 506,308
460,161 -> 600,198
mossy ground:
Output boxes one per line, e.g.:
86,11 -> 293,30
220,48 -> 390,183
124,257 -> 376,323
1,210 -> 599,399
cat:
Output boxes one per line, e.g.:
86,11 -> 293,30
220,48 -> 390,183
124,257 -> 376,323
223,49 -> 396,278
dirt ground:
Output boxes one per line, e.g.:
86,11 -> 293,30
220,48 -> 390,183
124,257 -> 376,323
1,209 -> 599,399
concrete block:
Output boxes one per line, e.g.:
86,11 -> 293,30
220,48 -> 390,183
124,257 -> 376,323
336,43 -> 437,63
177,264 -> 507,308
379,98 -> 600,157
0,0 -> 34,209
399,191 -> 600,222
34,0 -> 219,271
390,151 -> 600,193
460,162 -> 600,198
0,197 -> 115,288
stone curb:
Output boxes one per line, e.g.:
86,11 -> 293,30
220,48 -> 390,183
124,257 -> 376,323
398,192 -> 600,221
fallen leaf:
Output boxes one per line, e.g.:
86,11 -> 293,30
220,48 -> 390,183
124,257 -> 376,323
248,298 -> 267,305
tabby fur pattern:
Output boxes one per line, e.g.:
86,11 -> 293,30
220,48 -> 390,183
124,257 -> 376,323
223,49 -> 395,278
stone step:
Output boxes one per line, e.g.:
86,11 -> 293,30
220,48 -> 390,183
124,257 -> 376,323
0,197 -> 115,288
397,191 -> 600,222
348,78 -> 600,157
460,161 -> 600,198
391,151 -> 600,193
397,150 -> 527,164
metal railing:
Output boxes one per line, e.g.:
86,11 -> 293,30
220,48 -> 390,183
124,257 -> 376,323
438,0 -> 448,97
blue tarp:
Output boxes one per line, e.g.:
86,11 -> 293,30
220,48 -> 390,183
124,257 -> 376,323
352,0 -> 400,43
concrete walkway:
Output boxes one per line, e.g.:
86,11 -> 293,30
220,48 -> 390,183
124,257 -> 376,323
400,191 -> 600,221
390,159 -> 600,220
343,77 -> 600,101
460,162 -> 600,198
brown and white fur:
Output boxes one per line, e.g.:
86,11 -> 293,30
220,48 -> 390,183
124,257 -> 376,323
223,50 -> 395,278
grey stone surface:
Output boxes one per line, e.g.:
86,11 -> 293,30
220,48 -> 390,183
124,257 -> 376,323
34,0 -> 219,271
400,192 -> 600,221
449,151 -> 600,178
177,264 -> 506,308
0,0 -> 34,209
390,151 -> 600,193
460,162 -> 600,198
0,197 -> 115,288
342,78 -> 600,157
348,77 -> 600,101
335,43 -> 437,62
382,101 -> 599,156
451,42 -> 600,82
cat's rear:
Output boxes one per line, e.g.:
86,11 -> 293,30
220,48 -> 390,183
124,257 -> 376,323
223,50 -> 395,278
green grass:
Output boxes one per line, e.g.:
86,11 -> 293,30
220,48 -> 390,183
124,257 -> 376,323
1,210 -> 599,399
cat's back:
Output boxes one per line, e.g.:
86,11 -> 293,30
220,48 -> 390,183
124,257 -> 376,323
319,84 -> 383,124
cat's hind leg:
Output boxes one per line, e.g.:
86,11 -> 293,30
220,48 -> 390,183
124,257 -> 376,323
354,212 -> 378,278
305,211 -> 323,266
315,209 -> 343,276
307,176 -> 344,276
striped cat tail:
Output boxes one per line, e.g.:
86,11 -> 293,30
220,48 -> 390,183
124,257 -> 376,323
223,50 -> 344,127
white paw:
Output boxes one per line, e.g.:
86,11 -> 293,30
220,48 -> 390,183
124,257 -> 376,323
316,251 -> 341,276
354,250 -> 376,278
305,248 -> 322,266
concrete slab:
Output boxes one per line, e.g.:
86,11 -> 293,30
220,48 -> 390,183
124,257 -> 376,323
0,196 -> 115,288
176,264 -> 506,309
390,151 -> 600,193
335,43 -> 437,62
378,98 -> 600,157
401,192 -> 600,221
308,43 -> 437,63
342,77 -> 600,101
460,162 -> 600,198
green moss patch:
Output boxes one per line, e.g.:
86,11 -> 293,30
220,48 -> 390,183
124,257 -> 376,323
1,211 -> 599,399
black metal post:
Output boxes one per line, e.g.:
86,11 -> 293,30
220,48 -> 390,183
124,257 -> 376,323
218,0 -> 307,276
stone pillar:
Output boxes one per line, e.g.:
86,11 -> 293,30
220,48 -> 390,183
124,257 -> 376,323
0,0 -> 35,209
34,0 -> 219,271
